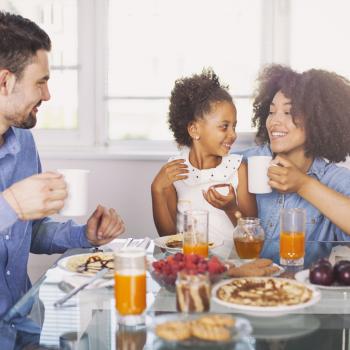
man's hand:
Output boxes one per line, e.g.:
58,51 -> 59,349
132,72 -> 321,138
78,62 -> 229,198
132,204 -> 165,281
2,172 -> 67,220
86,205 -> 125,246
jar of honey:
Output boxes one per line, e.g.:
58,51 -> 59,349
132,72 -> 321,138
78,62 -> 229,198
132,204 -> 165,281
233,217 -> 265,259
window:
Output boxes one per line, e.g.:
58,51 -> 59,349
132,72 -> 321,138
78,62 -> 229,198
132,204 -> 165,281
2,0 -> 349,153
3,0 -> 80,137
107,0 -> 263,143
289,0 -> 350,78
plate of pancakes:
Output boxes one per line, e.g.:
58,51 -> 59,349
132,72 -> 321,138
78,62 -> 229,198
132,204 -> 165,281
212,277 -> 321,317
58,252 -> 114,278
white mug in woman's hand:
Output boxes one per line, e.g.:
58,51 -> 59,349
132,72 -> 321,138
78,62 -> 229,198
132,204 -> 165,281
57,169 -> 90,216
247,156 -> 272,194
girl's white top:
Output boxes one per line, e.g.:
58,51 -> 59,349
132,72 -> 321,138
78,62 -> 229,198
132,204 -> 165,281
168,147 -> 242,242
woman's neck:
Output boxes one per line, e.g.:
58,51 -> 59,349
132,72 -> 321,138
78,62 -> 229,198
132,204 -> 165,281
188,147 -> 222,170
278,148 -> 313,173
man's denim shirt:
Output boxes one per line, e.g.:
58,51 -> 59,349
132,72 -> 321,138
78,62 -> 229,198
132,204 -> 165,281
0,127 -> 91,320
238,145 -> 350,241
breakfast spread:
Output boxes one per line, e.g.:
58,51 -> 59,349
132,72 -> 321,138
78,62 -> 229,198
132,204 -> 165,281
227,258 -> 280,278
65,252 -> 114,275
216,278 -> 313,307
155,314 -> 236,342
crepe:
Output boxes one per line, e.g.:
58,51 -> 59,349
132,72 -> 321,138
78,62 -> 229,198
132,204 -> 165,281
216,278 -> 313,307
65,252 -> 114,276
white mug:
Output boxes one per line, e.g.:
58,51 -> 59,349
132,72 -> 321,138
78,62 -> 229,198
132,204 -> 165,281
58,169 -> 90,216
247,156 -> 272,194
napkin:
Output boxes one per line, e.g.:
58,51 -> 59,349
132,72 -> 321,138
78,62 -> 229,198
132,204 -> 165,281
101,237 -> 153,252
328,245 -> 350,265
62,273 -> 114,290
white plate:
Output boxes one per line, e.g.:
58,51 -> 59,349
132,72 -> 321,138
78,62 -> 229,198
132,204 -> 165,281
226,259 -> 285,277
151,313 -> 252,346
57,252 -> 114,278
153,234 -> 223,254
212,277 -> 321,317
295,269 -> 350,291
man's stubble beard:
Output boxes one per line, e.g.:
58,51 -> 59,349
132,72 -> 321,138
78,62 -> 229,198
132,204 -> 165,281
11,112 -> 37,129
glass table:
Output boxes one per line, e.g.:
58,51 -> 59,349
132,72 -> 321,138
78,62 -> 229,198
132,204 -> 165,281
2,240 -> 350,349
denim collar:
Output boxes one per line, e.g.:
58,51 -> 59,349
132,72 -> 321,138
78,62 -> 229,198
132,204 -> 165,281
0,127 -> 20,159
262,144 -> 326,180
307,157 -> 327,180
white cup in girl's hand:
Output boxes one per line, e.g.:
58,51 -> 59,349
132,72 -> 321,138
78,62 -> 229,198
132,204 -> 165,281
58,169 -> 90,216
247,156 -> 272,194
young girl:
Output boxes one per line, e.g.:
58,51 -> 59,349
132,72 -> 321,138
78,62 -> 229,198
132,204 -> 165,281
242,64 -> 350,241
151,69 -> 257,242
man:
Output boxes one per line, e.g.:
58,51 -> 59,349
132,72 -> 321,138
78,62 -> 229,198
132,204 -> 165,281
0,11 -> 125,319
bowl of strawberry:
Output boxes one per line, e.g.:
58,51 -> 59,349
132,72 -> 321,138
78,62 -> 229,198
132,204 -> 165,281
150,253 -> 227,292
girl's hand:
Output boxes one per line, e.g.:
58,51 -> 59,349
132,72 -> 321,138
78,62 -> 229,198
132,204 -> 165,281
202,184 -> 238,212
268,155 -> 310,194
151,159 -> 189,194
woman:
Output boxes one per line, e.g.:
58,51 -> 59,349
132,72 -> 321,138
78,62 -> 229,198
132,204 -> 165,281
241,64 -> 350,240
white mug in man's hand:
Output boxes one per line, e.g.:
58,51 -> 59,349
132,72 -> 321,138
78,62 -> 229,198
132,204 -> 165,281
247,156 -> 272,194
58,169 -> 90,216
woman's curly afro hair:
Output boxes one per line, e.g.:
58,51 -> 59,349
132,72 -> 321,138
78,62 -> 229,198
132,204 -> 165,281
252,64 -> 350,162
168,68 -> 233,147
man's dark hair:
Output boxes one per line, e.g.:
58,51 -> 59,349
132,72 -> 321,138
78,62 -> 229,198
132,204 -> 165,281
168,68 -> 234,147
0,11 -> 51,78
252,64 -> 350,162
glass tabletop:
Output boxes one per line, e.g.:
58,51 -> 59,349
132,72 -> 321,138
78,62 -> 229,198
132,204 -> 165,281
2,239 -> 350,349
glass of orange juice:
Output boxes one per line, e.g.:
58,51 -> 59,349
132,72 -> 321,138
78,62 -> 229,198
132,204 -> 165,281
114,247 -> 146,325
280,208 -> 306,266
183,210 -> 209,257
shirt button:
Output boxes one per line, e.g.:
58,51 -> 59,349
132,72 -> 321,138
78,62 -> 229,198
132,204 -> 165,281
6,270 -> 10,276
5,235 -> 9,240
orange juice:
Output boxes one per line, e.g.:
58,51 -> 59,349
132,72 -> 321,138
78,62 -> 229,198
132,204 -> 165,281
183,243 -> 209,257
280,232 -> 305,259
114,272 -> 146,315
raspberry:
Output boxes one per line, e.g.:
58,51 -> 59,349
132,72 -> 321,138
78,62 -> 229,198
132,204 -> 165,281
174,252 -> 184,262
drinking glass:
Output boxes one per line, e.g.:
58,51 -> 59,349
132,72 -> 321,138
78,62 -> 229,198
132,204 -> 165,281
280,208 -> 306,266
183,210 -> 209,257
176,271 -> 210,313
114,247 -> 146,325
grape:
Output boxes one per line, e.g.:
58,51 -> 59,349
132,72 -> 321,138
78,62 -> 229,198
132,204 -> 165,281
309,265 -> 334,286
334,260 -> 350,282
336,265 -> 350,285
312,258 -> 332,270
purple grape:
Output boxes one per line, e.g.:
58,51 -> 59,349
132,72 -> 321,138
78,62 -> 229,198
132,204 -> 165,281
336,265 -> 350,285
312,258 -> 332,270
334,260 -> 350,282
309,265 -> 334,286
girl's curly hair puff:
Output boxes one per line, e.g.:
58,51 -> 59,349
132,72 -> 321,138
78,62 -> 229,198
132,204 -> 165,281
252,64 -> 350,162
168,68 -> 233,147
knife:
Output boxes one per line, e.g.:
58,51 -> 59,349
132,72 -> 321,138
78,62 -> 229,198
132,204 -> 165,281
54,267 -> 109,308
